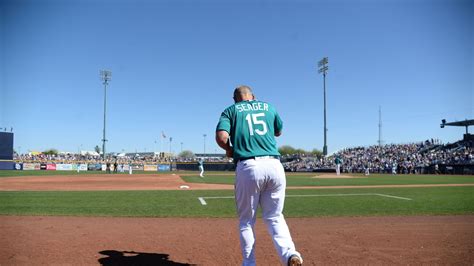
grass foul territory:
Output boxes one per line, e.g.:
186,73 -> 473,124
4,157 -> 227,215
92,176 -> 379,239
181,173 -> 474,186
0,186 -> 473,217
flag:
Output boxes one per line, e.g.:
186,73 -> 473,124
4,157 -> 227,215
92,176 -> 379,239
162,131 -> 166,138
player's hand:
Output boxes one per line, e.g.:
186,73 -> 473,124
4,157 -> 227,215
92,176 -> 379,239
226,148 -> 233,158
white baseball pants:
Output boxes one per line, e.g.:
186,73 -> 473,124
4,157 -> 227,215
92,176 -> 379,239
235,158 -> 300,266
199,165 -> 204,177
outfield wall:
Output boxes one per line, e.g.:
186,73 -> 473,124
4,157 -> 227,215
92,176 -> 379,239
0,161 -> 15,170
3,162 -> 235,172
8,163 -> 173,172
3,162 -> 473,174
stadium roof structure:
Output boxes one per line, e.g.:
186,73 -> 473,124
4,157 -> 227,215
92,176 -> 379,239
440,119 -> 474,134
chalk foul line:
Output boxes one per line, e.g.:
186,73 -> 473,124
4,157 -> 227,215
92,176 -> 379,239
197,193 -> 412,206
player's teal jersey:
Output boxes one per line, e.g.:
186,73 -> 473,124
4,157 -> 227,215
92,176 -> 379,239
216,100 -> 283,161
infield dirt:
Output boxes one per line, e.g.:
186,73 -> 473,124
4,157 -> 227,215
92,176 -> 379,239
1,173 -> 474,191
0,174 -> 233,191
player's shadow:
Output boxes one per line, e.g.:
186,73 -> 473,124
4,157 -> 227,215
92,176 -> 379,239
98,250 -> 194,266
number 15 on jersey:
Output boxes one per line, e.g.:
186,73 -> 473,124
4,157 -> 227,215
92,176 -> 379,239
245,113 -> 268,136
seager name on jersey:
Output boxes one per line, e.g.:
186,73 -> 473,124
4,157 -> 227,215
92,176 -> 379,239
236,102 -> 269,113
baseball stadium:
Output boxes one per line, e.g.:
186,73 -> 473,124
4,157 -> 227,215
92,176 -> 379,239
1,121 -> 473,265
1,0 -> 473,265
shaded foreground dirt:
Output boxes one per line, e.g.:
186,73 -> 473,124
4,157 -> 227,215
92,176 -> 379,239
1,215 -> 473,265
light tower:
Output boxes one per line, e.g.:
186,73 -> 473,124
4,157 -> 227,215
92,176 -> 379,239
378,106 -> 383,146
100,70 -> 111,160
318,57 -> 329,156
169,137 -> 173,154
203,134 -> 207,156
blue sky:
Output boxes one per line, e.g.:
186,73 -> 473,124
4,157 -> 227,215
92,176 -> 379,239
1,0 -> 473,155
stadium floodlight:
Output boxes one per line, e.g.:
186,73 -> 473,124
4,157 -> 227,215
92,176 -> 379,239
100,70 -> 112,160
318,57 -> 328,67
203,134 -> 207,156
318,66 -> 328,74
318,57 -> 329,156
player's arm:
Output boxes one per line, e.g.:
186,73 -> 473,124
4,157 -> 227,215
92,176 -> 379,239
216,130 -> 233,158
216,108 -> 234,158
274,110 -> 283,137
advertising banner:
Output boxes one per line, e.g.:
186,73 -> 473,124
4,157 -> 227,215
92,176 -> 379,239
144,165 -> 158,171
79,164 -> 88,171
15,163 -> 23,170
87,164 -> 102,171
46,164 -> 56,170
23,163 -> 40,170
158,164 -> 170,171
131,164 -> 144,171
102,164 -> 107,171
40,163 -> 47,170
56,164 -> 73,171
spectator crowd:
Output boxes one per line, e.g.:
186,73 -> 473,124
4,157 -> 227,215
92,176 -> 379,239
282,139 -> 474,174
13,139 -> 474,174
14,152 -> 228,165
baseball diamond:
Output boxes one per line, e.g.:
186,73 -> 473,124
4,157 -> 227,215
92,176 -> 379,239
0,171 -> 473,265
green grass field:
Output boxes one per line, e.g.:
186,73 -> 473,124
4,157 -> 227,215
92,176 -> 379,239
181,173 -> 474,186
0,171 -> 473,218
0,187 -> 473,218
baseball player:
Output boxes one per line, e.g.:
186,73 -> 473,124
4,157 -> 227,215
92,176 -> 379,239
365,162 -> 370,176
335,156 -> 342,175
216,85 -> 303,266
106,161 -> 111,174
392,161 -> 397,175
198,159 -> 204,177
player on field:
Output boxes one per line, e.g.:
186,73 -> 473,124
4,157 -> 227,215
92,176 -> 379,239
335,156 -> 342,175
198,159 -> 204,177
216,85 -> 303,266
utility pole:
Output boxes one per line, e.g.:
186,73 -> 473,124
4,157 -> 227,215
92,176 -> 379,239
318,57 -> 329,156
100,70 -> 112,160
169,137 -> 173,154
